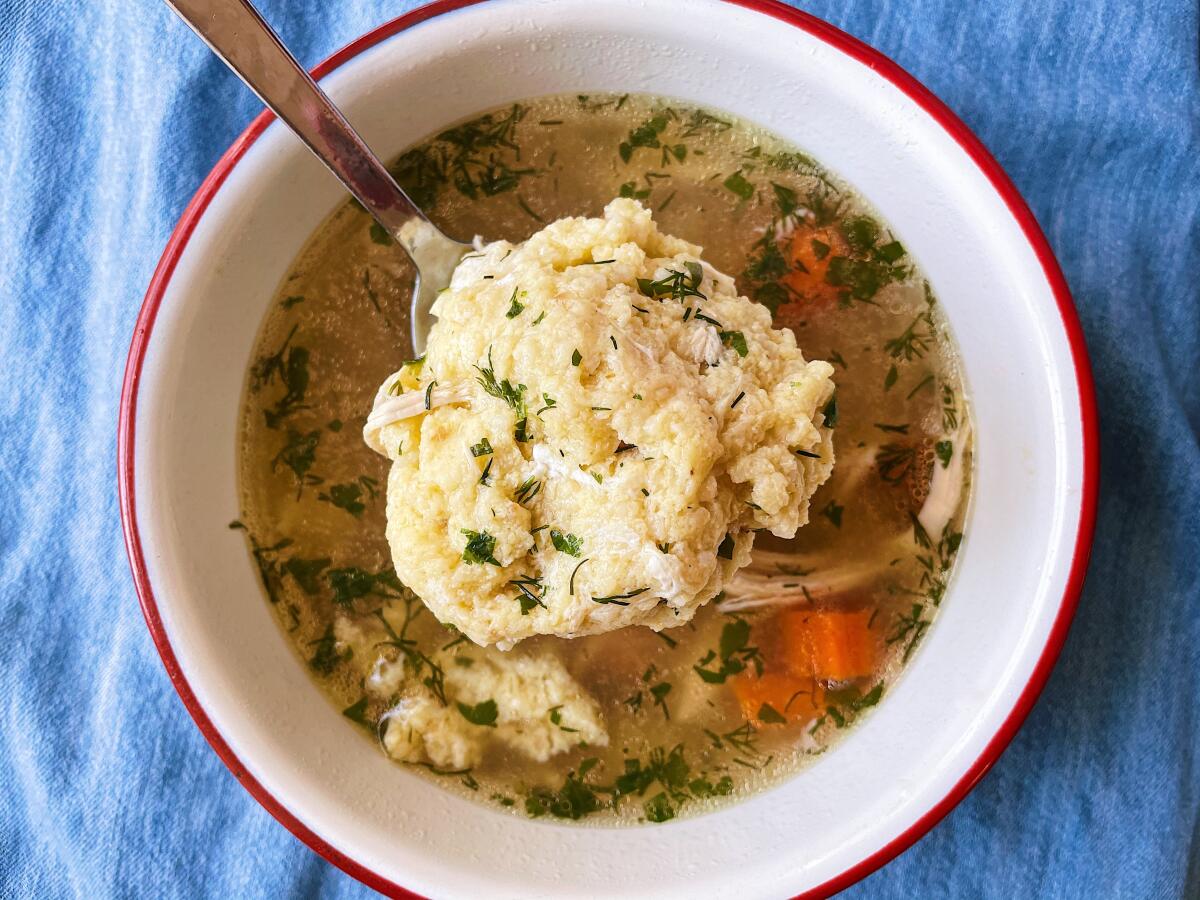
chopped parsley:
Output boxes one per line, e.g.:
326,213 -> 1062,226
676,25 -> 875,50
327,565 -> 402,607
251,325 -> 310,429
822,394 -> 839,428
461,529 -> 500,565
316,475 -> 378,518
548,705 -> 578,733
470,438 -> 493,457
271,428 -> 322,494
524,760 -> 605,820
757,703 -> 787,725
694,618 -> 763,684
342,697 -> 371,726
821,499 -> 845,528
723,170 -> 755,200
457,699 -> 499,727
369,221 -> 393,245
306,624 -> 348,675
505,287 -> 525,318
637,262 -> 705,302
550,529 -> 583,557
719,330 -> 749,357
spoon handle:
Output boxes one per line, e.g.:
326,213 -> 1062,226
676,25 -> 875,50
165,0 -> 429,241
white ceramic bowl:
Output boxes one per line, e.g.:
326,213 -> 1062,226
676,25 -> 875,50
119,1 -> 1098,896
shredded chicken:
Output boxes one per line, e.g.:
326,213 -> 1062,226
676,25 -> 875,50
363,381 -> 473,454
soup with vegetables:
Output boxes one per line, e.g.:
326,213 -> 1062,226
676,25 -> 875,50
234,93 -> 972,824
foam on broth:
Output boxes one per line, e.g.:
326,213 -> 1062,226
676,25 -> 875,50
235,93 -> 972,824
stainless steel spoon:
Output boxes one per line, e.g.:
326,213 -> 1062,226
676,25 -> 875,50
165,0 -> 469,355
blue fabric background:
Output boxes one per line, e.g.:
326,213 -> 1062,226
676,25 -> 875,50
1,0 -> 1196,896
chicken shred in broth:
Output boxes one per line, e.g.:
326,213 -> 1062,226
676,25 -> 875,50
235,93 -> 972,825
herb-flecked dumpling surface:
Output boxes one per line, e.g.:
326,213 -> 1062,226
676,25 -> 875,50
365,199 -> 835,647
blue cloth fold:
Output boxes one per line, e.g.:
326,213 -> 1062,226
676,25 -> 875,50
1,0 -> 1196,896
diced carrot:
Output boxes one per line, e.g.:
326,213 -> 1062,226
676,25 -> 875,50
780,226 -> 846,309
731,671 -> 825,729
782,609 -> 879,682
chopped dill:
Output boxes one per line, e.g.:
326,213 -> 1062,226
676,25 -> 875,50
568,558 -> 590,595
592,587 -> 649,606
514,477 -> 542,505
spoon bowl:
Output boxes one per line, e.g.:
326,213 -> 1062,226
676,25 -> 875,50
165,0 -> 469,353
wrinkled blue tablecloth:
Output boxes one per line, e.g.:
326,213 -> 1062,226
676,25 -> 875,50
1,0 -> 1196,896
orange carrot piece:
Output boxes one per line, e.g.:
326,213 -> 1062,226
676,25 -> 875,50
781,226 -> 845,308
732,671 -> 824,729
782,609 -> 879,682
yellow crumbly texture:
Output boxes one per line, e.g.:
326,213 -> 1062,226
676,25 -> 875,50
365,198 -> 834,648
377,648 -> 607,770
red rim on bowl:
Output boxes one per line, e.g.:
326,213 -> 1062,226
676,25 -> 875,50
118,1 -> 1100,897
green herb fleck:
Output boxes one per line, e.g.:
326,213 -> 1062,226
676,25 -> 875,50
694,618 -> 763,684
342,697 -> 371,726
550,529 -> 583,557
884,364 -> 898,392
307,624 -> 348,675
821,499 -> 844,528
822,394 -> 839,428
461,529 -> 500,565
369,221 -> 393,245
592,587 -> 650,606
758,703 -> 787,725
457,699 -> 498,727
723,170 -> 755,200
505,288 -> 525,318
569,558 -> 590,595
719,330 -> 749,357
514,477 -> 542,505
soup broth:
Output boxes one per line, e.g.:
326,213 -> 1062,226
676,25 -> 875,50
235,93 -> 972,824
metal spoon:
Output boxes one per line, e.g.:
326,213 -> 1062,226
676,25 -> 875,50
165,0 -> 469,355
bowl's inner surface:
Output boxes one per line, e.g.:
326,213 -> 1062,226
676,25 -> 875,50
131,1 -> 1088,897
235,89 -> 974,826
